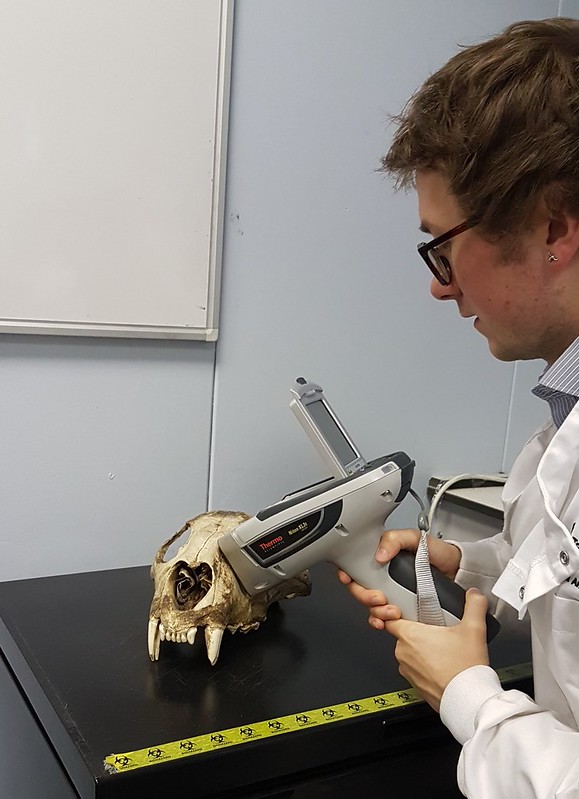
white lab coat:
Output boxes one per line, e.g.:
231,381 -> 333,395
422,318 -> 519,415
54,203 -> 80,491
439,401 -> 579,798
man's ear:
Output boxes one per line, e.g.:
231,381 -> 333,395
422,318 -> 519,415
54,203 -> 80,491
546,209 -> 579,267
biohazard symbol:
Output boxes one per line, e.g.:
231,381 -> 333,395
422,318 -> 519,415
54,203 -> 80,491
373,697 -> 389,707
240,727 -> 255,738
322,708 -> 337,718
397,692 -> 412,702
211,733 -> 225,744
347,703 -> 362,713
179,741 -> 196,752
147,748 -> 165,760
268,720 -> 283,731
295,714 -> 310,725
114,755 -> 133,769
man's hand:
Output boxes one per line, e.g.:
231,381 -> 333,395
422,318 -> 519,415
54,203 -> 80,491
383,588 -> 490,712
337,528 -> 462,625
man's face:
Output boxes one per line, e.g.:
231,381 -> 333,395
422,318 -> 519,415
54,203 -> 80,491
415,170 -> 566,364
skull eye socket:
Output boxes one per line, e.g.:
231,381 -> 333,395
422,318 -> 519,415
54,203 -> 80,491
159,525 -> 189,563
175,562 -> 213,606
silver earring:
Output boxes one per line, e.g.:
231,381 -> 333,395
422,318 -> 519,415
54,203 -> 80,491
548,252 -> 559,263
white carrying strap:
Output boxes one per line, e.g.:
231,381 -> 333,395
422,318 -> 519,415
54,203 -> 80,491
414,530 -> 446,626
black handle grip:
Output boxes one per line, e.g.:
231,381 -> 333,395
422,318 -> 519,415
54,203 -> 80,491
389,550 -> 501,642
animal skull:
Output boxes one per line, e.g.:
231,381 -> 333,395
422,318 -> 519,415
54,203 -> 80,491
148,510 -> 311,665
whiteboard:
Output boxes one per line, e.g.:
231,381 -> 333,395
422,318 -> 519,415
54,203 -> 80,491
0,0 -> 232,340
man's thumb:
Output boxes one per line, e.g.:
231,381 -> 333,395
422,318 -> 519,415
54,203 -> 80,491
462,587 -> 488,625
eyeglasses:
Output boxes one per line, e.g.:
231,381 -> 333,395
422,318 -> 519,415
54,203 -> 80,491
417,219 -> 476,285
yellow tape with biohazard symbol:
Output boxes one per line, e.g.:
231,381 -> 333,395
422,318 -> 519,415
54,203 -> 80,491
104,662 -> 532,774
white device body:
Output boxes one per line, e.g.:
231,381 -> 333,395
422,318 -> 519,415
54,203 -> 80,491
220,377 -> 501,639
219,458 -> 461,626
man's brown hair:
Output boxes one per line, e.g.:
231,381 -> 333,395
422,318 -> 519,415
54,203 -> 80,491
383,18 -> 579,242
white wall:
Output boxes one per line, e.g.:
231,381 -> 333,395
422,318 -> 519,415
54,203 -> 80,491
0,0 -> 562,582
209,0 -> 555,519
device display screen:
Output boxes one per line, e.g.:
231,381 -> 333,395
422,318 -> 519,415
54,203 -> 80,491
306,399 -> 358,467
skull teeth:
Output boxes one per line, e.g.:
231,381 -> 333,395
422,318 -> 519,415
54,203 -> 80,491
148,619 -> 161,662
205,627 -> 224,666
150,622 -> 199,649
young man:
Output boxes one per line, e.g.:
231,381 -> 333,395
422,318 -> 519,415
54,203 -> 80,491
339,18 -> 579,798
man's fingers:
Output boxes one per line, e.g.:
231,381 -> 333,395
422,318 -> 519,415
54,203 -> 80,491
369,608 -> 405,631
461,587 -> 489,630
336,569 -> 352,585
369,604 -> 402,621
382,617 -> 409,638
376,528 -> 421,563
346,580 -> 388,607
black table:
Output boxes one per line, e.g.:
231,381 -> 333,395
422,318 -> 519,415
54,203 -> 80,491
0,562 -> 531,798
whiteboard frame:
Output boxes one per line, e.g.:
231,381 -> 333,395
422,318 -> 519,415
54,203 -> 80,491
0,0 -> 234,342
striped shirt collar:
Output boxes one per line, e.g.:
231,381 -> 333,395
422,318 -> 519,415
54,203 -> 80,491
531,336 -> 579,427
540,336 -> 579,395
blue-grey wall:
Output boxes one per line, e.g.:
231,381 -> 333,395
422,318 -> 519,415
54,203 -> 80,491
0,0 -> 564,582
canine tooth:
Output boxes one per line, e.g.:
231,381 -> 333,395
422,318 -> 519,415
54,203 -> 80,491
148,619 -> 161,661
205,627 -> 224,666
186,627 -> 197,645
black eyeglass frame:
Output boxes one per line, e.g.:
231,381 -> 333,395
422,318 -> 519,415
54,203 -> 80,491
417,219 -> 477,286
